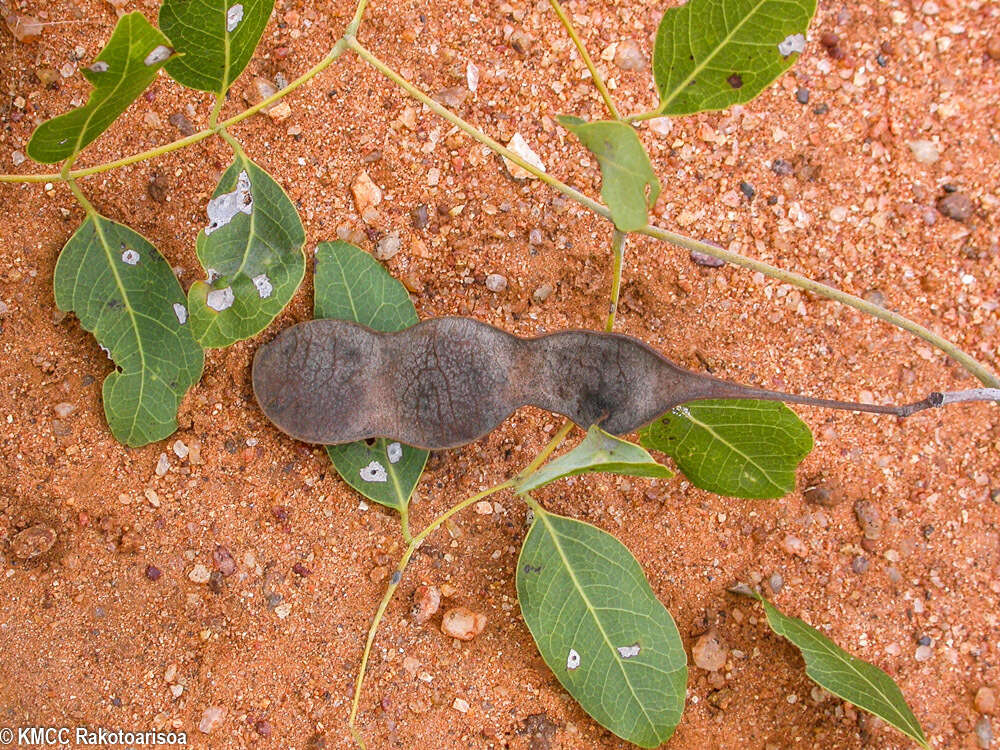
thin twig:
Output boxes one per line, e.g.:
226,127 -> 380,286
346,38 -> 999,389
547,0 -> 620,120
606,229 -> 626,331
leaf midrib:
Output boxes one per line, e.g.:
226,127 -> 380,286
679,408 -> 784,493
534,510 -> 660,740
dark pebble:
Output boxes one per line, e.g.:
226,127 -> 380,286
851,555 -> 869,574
943,183 -> 959,193
802,479 -> 843,506
224,438 -> 238,453
410,204 -> 429,230
813,103 -> 829,115
766,195 -> 779,205
147,173 -> 169,204
918,635 -> 932,646
739,181 -> 755,200
689,249 -> 725,268
145,564 -> 162,581
937,192 -> 974,222
820,31 -> 840,48
208,570 -> 225,594
876,53 -> 888,67
255,720 -> 273,738
213,545 -> 237,576
770,159 -> 794,176
292,562 -> 312,577
795,87 -> 810,104
168,112 -> 196,136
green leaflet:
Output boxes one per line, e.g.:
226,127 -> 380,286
27,12 -> 174,164
640,399 -> 812,499
517,508 -> 687,748
558,117 -> 660,233
515,425 -> 672,493
653,0 -> 816,116
187,155 -> 305,348
738,589 -> 929,749
159,0 -> 274,94
53,215 -> 204,446
314,241 -> 428,512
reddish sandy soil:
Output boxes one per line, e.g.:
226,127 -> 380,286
1,0 -> 999,748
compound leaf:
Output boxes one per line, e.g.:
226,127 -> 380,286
27,12 -> 174,163
653,0 -> 816,116
53,215 -> 204,446
738,590 -> 929,749
187,154 -> 305,348
640,400 -> 812,499
558,117 -> 660,232
517,508 -> 687,748
516,425 -> 672,493
314,241 -> 428,512
159,0 -> 274,94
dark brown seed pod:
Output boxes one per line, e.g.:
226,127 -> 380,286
252,317 -> 988,450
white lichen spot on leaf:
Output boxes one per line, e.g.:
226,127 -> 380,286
226,4 -> 244,32
616,644 -> 641,659
777,33 -> 806,57
387,442 -> 403,464
88,61 -> 109,73
205,170 -> 253,236
120,248 -> 140,265
144,45 -> 173,66
566,648 -> 581,670
173,303 -> 188,325
360,460 -> 388,483
252,273 -> 273,299
205,286 -> 235,312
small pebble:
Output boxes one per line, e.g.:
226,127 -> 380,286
189,564 -> 211,584
689,249 -> 725,268
937,192 -> 974,222
532,283 -> 553,303
914,645 -> 933,662
975,687 -> 996,715
802,479 -> 843,506
147,173 -> 170,203
781,534 -> 808,558
770,159 -> 794,176
692,629 -> 728,671
485,273 -> 508,292
908,139 -> 939,165
975,717 -> 992,749
452,697 -> 470,713
213,545 -> 236,576
11,151 -> 26,166
529,228 -> 543,245
351,171 -> 383,218
145,564 -> 162,581
440,607 -> 487,640
851,555 -> 870,574
198,706 -> 227,734
795,88 -> 810,104
254,720 -> 272,738
613,39 -> 646,71
292,562 -> 312,577
53,402 -> 76,418
769,572 -> 784,593
412,585 -> 441,624
738,181 -> 755,200
410,204 -> 429,230
854,499 -> 883,540
11,524 -> 57,559
988,36 -> 1000,61
812,103 -> 829,115
375,231 -> 402,261
168,113 -> 196,136
155,452 -> 170,476
503,133 -> 545,179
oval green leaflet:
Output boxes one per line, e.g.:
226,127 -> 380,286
28,12 -> 175,164
159,0 -> 275,94
53,215 -> 203,446
187,155 -> 306,348
517,507 -> 687,747
640,400 -> 812,499
653,0 -> 817,116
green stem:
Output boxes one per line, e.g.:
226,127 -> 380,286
347,38 -> 998,388
606,229 -> 626,331
217,127 -> 245,157
626,109 -> 665,124
345,36 -> 606,217
209,91 -> 225,128
547,0 -> 620,120
345,0 -> 372,36
348,480 -> 513,747
635,224 -> 1000,388
0,39 -> 348,185
398,504 -> 412,544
